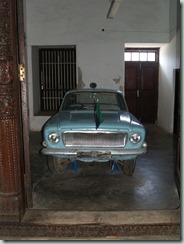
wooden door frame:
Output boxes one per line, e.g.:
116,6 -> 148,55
17,0 -> 33,208
0,0 -> 180,239
0,0 -> 26,222
125,48 -> 159,123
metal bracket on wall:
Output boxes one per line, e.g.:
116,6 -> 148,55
18,64 -> 26,81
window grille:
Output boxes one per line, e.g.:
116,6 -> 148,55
39,47 -> 76,112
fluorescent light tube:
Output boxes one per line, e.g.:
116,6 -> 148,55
107,0 -> 122,19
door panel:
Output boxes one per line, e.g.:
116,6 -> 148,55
126,67 -> 138,89
142,67 -> 154,90
125,61 -> 158,123
125,63 -> 140,118
141,63 -> 158,123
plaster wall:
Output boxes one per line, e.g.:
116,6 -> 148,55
157,0 -> 180,133
24,0 -> 171,131
158,40 -> 177,132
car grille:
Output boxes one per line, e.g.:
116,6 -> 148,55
62,132 -> 127,148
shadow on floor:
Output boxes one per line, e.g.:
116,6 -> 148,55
29,124 -> 180,210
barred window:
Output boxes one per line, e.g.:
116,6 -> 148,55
39,47 -> 77,112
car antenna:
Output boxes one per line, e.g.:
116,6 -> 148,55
90,82 -> 97,89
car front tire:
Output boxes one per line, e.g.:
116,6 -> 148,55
47,156 -> 69,174
123,159 -> 136,176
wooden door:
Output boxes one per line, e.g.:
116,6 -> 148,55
0,0 -> 27,220
125,61 -> 158,123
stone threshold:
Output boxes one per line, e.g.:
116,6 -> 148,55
0,208 -> 180,240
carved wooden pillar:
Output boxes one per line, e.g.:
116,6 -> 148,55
0,0 -> 25,221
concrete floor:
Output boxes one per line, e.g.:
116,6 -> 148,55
30,124 -> 180,210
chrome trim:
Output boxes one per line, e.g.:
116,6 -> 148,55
41,147 -> 147,157
62,130 -> 123,134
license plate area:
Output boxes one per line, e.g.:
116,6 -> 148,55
77,151 -> 111,159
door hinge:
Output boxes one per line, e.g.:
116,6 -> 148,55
18,64 -> 26,81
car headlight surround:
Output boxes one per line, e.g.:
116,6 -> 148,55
130,133 -> 141,144
48,132 -> 60,144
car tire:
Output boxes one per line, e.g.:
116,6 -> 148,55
47,156 -> 69,174
123,159 -> 136,176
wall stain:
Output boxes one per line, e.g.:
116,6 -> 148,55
119,85 -> 124,92
77,67 -> 85,88
113,76 -> 121,84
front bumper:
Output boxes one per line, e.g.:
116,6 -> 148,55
41,146 -> 147,162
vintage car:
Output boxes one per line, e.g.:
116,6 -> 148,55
41,84 -> 147,176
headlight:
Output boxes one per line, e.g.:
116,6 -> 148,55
130,133 -> 141,144
48,132 -> 60,144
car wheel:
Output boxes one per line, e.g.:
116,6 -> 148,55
123,159 -> 136,176
47,156 -> 69,174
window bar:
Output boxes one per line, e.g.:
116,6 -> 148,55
70,50 -> 74,87
43,50 -> 46,111
52,50 -> 54,111
63,50 -> 66,95
72,49 -> 74,88
53,50 -> 55,110
49,50 -> 51,110
65,50 -> 67,92
56,50 -> 58,110
49,50 -> 51,111
72,50 -> 74,89
45,50 -> 48,111
67,49 -> 69,89
60,50 -> 62,107
67,49 -> 69,91
44,50 -> 46,111
55,51 -> 57,110
54,50 -> 57,110
70,50 -> 72,89
47,50 -> 49,111
50,50 -> 52,111
40,50 -> 43,111
69,50 -> 73,88
57,50 -> 60,109
60,50 -> 63,105
42,50 -> 44,111
51,50 -> 54,111
68,50 -> 70,90
73,49 -> 76,88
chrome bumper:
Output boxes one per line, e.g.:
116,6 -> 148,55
41,147 -> 147,159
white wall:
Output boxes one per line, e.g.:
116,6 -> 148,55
157,0 -> 180,133
24,0 -> 171,131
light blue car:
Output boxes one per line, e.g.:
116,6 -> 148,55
41,84 -> 147,176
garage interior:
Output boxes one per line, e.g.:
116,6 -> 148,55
0,0 -> 181,240
26,0 -> 180,213
30,124 -> 180,211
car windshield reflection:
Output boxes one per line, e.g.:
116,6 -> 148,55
61,91 -> 128,111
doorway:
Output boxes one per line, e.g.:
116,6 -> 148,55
125,49 -> 159,123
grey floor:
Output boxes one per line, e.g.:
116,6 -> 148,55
30,124 -> 180,210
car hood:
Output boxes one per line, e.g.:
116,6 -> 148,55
44,110 -> 143,131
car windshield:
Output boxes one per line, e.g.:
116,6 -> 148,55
61,91 -> 128,111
